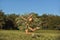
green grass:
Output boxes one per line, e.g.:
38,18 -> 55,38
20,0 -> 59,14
0,30 -> 60,40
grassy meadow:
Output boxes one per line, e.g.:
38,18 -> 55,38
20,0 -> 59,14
0,30 -> 60,40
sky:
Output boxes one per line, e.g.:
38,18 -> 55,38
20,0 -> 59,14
0,0 -> 60,15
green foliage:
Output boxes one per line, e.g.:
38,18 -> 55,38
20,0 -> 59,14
41,14 -> 60,30
0,10 -> 60,30
15,13 -> 42,30
0,10 -> 5,29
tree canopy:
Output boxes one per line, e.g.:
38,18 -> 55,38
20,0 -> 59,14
0,10 -> 60,30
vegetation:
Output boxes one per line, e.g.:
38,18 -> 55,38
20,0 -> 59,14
0,30 -> 60,40
0,10 -> 60,40
0,10 -> 60,30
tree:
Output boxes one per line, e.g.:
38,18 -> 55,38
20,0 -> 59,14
0,10 -> 5,29
3,14 -> 19,30
15,12 -> 42,31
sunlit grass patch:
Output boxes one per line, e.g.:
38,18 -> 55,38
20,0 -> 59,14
0,30 -> 60,40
